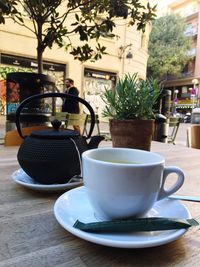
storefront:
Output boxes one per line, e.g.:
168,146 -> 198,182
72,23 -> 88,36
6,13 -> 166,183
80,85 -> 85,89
0,54 -> 66,115
0,54 -> 66,91
83,68 -> 117,117
164,80 -> 200,117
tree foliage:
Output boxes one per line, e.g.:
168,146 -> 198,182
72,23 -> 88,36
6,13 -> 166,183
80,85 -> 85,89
1,0 -> 156,73
0,0 -> 20,24
147,14 -> 192,80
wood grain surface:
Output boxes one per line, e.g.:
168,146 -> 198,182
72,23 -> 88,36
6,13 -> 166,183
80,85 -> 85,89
0,142 -> 200,267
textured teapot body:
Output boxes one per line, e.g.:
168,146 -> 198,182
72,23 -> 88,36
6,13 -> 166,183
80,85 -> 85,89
15,92 -> 104,184
17,135 -> 89,184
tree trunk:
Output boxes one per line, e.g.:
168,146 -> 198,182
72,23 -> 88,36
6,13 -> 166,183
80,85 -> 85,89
37,21 -> 43,74
37,46 -> 43,74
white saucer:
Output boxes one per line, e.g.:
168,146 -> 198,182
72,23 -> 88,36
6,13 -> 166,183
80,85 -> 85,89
54,186 -> 191,248
11,169 -> 83,192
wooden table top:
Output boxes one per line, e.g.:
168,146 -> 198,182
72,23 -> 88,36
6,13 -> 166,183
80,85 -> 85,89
0,142 -> 200,267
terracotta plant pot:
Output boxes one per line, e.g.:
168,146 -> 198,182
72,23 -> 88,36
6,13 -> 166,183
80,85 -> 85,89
109,119 -> 155,151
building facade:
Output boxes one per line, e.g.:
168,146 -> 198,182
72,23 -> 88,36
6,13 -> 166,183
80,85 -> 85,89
151,0 -> 200,116
0,1 -> 150,117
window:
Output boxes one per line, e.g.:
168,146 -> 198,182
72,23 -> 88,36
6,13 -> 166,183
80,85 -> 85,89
1,54 -> 66,92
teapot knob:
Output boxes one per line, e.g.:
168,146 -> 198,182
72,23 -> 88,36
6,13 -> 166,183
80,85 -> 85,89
51,119 -> 62,130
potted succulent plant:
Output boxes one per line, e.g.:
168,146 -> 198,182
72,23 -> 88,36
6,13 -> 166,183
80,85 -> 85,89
102,73 -> 161,151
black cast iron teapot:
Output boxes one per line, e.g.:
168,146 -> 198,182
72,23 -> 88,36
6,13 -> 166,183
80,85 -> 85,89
16,92 -> 104,184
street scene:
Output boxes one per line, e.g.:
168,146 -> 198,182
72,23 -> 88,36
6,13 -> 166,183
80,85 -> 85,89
0,113 -> 193,147
0,0 -> 200,266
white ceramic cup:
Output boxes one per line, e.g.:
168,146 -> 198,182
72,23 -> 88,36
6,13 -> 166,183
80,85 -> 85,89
82,148 -> 185,220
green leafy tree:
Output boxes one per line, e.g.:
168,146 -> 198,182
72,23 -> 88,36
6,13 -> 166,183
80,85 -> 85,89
147,14 -> 192,80
0,0 -> 20,24
3,0 -> 156,73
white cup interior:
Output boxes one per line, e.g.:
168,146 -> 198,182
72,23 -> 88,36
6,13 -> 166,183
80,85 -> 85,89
82,148 -> 164,166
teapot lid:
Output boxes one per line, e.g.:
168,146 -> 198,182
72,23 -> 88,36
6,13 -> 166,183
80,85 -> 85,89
30,119 -> 80,139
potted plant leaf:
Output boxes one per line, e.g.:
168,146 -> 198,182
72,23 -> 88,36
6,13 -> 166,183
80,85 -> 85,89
102,73 -> 161,151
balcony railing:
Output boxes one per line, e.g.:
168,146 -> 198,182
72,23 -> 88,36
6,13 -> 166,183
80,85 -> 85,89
186,48 -> 196,57
166,71 -> 194,80
184,28 -> 198,37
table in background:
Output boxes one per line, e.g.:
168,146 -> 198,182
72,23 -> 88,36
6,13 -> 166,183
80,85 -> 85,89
0,142 -> 200,267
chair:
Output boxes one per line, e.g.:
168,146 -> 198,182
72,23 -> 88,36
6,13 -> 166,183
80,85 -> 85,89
83,114 -> 100,135
4,125 -> 51,146
187,125 -> 200,149
167,117 -> 181,145
83,114 -> 112,141
54,112 -> 88,135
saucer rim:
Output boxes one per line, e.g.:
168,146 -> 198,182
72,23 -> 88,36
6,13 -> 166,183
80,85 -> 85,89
11,168 -> 83,192
54,186 -> 191,248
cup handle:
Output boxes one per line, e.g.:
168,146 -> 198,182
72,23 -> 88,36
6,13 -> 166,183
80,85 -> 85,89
157,166 -> 185,201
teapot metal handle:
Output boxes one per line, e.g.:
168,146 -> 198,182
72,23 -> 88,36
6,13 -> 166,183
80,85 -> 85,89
15,92 -> 95,140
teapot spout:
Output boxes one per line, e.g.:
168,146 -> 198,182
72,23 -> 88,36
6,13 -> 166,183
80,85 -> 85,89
88,135 -> 105,149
